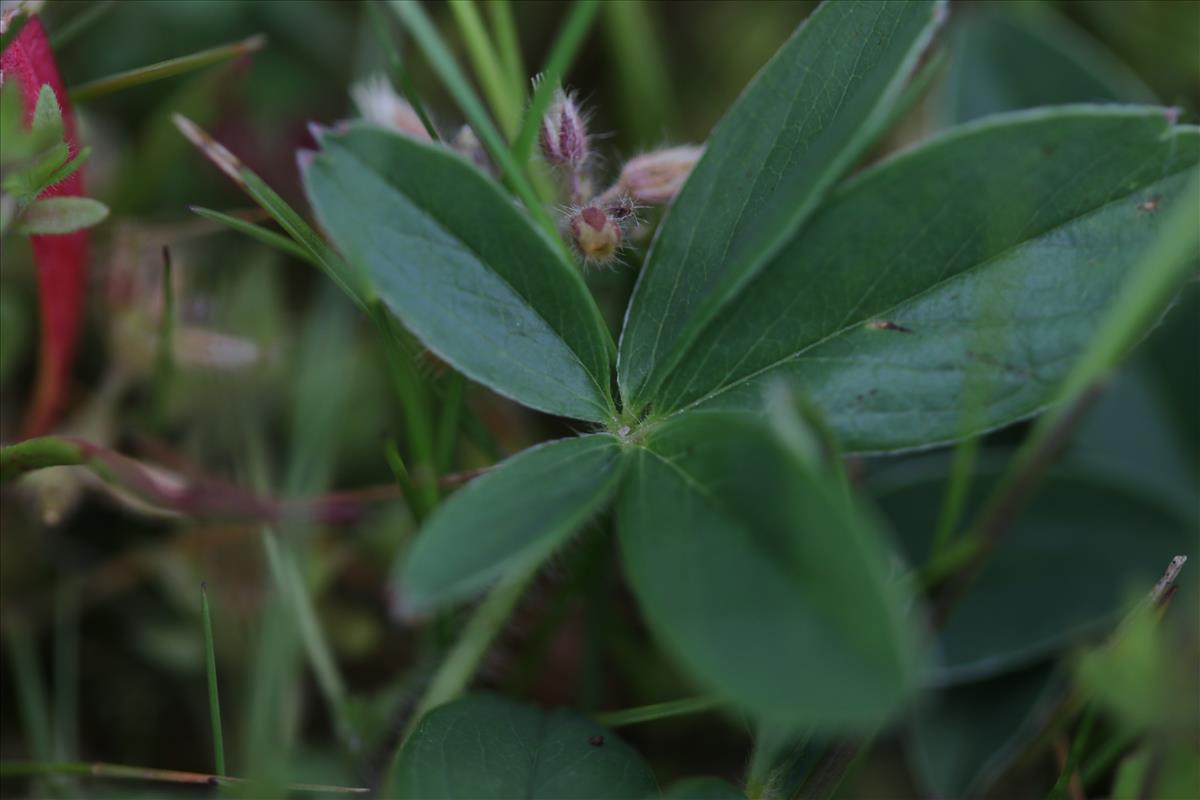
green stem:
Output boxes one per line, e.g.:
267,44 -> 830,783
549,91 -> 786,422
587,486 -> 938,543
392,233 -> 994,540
70,35 -> 266,102
449,0 -> 521,140
369,301 -> 439,518
199,584 -> 226,777
365,0 -> 442,142
434,374 -> 465,473
0,437 -> 86,482
594,695 -> 721,727
0,761 -> 367,793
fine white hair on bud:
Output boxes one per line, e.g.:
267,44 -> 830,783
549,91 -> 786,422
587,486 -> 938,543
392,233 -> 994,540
615,145 -> 703,204
539,86 -> 588,170
351,73 -> 432,141
569,205 -> 621,265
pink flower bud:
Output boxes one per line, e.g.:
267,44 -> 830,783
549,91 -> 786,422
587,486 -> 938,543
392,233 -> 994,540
616,145 -> 703,204
539,87 -> 588,169
351,74 -> 432,141
569,205 -> 621,264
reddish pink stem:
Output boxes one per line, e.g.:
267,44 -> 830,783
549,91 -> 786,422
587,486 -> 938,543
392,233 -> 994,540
2,16 -> 90,435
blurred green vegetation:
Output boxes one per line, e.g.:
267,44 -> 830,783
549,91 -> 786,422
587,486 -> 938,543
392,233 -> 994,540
1,1 -> 1197,797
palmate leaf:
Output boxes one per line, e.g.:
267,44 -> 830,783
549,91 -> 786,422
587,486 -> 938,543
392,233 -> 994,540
302,124 -> 615,423
391,694 -> 657,799
646,108 -> 1198,452
618,411 -> 918,730
618,0 -> 946,410
396,435 -> 624,615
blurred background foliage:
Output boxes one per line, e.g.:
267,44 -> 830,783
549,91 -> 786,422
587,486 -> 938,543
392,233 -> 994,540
1,0 -> 1197,797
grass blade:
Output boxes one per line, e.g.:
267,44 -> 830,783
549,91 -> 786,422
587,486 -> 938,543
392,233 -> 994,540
364,0 -> 442,142
173,114 -> 369,307
5,628 -> 53,761
594,696 -> 721,728
199,583 -> 226,777
70,35 -> 266,102
449,0 -> 521,139
189,206 -> 317,265
601,0 -> 673,147
388,0 -> 562,249
49,0 -> 117,48
485,0 -> 525,112
512,1 -> 601,165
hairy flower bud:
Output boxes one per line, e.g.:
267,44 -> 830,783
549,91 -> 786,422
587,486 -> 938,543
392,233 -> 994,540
616,145 -> 703,204
569,205 -> 621,264
539,87 -> 588,169
351,74 -> 432,141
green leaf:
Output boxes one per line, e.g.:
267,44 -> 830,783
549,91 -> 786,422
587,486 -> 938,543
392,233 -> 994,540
873,464 -> 1195,682
660,777 -> 744,799
303,123 -> 616,422
909,663 -> 1061,799
943,5 -> 1155,124
391,694 -> 658,799
16,197 -> 108,235
618,411 -> 918,730
618,0 -> 945,409
31,85 -> 64,140
652,108 -> 1199,452
398,435 -> 623,614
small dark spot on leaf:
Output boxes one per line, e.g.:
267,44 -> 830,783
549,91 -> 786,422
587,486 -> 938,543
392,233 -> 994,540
1040,144 -> 1055,158
589,735 -> 605,747
866,319 -> 912,333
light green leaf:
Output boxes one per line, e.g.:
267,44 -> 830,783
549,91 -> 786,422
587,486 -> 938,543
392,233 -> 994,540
303,124 -> 616,422
398,435 -> 623,615
16,197 -> 108,235
873,464 -> 1195,682
943,4 -> 1155,124
618,411 -> 918,730
618,0 -> 945,410
909,663 -> 1061,799
391,694 -> 658,799
31,85 -> 64,140
653,108 -> 1199,452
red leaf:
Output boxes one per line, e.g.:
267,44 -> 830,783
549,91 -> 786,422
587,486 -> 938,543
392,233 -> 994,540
2,16 -> 89,435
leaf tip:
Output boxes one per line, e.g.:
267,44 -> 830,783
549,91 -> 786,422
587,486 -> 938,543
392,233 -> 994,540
173,113 -> 246,188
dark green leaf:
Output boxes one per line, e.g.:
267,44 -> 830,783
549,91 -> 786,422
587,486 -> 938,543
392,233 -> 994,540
651,109 -> 1198,452
618,0 -> 945,409
943,5 -> 1155,124
909,663 -> 1061,798
873,464 -> 1195,682
303,124 -> 616,422
398,435 -> 623,614
618,412 -> 918,730
391,694 -> 658,799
